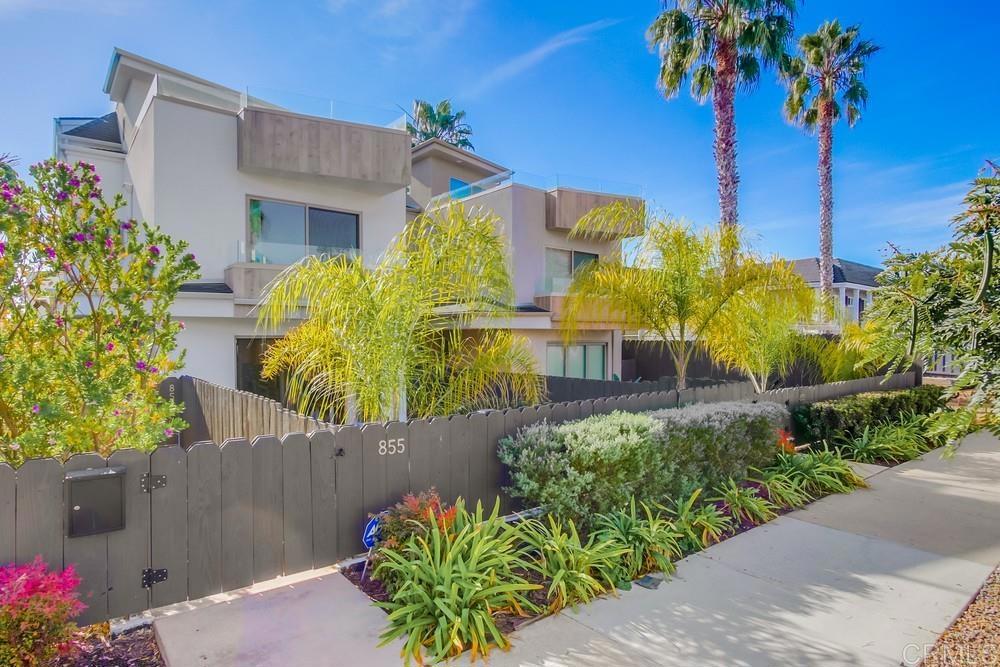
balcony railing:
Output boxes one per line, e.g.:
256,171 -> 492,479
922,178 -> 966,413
426,170 -> 643,210
235,240 -> 361,266
240,86 -> 406,130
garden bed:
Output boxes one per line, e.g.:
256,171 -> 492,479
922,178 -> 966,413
55,625 -> 164,667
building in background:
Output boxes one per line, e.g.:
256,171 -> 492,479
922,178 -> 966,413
55,49 -> 641,395
790,257 -> 881,330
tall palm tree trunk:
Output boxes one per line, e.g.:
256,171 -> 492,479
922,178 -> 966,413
817,101 -> 835,298
713,41 -> 740,228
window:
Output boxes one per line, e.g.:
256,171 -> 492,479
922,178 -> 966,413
546,343 -> 606,380
544,248 -> 599,292
236,338 -> 284,402
248,197 -> 359,264
449,177 -> 469,194
844,294 -> 853,307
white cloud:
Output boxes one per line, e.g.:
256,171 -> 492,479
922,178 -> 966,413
462,18 -> 621,99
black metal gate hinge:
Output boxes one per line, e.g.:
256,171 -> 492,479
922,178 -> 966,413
142,568 -> 168,589
140,473 -> 167,493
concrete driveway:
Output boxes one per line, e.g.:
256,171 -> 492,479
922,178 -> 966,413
154,432 -> 1000,667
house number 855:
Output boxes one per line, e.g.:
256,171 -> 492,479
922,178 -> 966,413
378,438 -> 406,455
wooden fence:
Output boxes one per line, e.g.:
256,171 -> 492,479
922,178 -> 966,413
2,372 -> 916,624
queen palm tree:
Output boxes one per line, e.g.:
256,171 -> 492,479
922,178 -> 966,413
781,21 -> 879,297
0,153 -> 17,183
648,0 -> 797,228
256,204 -> 542,423
562,202 -> 805,390
406,99 -> 474,150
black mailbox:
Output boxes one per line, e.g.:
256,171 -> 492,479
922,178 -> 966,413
65,466 -> 127,537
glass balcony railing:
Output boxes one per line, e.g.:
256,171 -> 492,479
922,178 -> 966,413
537,275 -> 575,295
235,240 -> 361,266
426,170 -> 643,210
240,86 -> 407,130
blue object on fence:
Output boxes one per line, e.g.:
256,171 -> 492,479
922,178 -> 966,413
362,516 -> 381,549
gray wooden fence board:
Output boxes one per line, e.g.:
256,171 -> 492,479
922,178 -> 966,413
334,426 -> 364,559
0,464 -> 14,564
521,406 -> 540,429
536,404 -> 553,424
550,402 -> 568,424
361,424 -> 389,518
220,438 -> 253,592
187,443 -> 222,600
406,419 -> 432,494
150,446 -> 188,608
448,416 -> 471,505
63,453 -> 109,625
15,458 -> 63,567
106,449 -> 150,619
281,433 -> 313,575
566,401 -> 581,422
385,421 -> 410,504
308,430 -> 338,567
485,411 -> 506,510
579,400 -> 594,419
467,413 -> 489,508
251,436 -> 283,582
427,418 -> 451,501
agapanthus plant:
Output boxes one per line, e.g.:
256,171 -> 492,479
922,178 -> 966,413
0,159 -> 200,462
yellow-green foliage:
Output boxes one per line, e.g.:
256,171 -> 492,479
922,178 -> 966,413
257,204 -> 543,422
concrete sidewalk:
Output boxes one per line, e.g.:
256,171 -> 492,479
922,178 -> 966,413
154,432 -> 1000,667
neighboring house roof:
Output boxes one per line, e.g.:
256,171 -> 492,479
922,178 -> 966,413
791,257 -> 882,287
411,138 -> 508,175
63,112 -> 121,145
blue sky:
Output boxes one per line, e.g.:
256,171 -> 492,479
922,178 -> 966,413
1,0 -> 997,265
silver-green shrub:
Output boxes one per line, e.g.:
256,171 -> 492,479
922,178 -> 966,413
499,402 -> 788,527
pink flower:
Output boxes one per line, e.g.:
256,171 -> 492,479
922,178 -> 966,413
135,361 -> 147,371
104,237 -> 114,250
0,242 -> 5,257
68,177 -> 80,188
164,428 -> 174,438
45,247 -> 56,259
83,360 -> 93,369
149,366 -> 159,374
148,245 -> 161,256
112,409 -> 121,417
178,321 -> 186,330
105,342 -> 115,351
32,404 -> 40,414
120,221 -> 133,231
72,232 -> 86,243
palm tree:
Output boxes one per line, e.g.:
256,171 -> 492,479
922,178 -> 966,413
562,202 -> 800,390
0,153 -> 18,183
781,21 -> 879,297
406,99 -> 474,150
648,0 -> 796,228
256,204 -> 542,423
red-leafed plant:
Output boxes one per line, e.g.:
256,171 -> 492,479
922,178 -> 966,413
0,557 -> 85,666
777,428 -> 796,453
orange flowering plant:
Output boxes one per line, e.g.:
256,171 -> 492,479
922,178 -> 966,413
0,160 -> 199,463
776,428 -> 796,453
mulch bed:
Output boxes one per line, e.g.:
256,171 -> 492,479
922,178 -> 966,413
56,625 -> 163,667
342,560 -> 391,606
921,566 -> 1000,666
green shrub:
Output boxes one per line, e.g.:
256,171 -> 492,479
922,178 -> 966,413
375,498 -> 539,666
593,499 -> 682,586
749,468 -> 812,509
498,412 -> 672,527
791,385 -> 945,445
518,515 -> 625,612
499,402 -> 788,528
647,401 -> 789,491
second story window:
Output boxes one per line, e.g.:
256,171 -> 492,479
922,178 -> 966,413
544,248 -> 598,292
248,197 -> 359,265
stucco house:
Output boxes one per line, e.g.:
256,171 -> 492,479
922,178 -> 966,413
54,48 -> 640,395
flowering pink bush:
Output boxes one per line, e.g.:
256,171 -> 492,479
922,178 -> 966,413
0,557 -> 85,666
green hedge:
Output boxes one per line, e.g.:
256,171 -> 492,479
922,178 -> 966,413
791,385 -> 945,445
498,402 -> 788,528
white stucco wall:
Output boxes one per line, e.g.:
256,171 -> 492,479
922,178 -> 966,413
145,97 -> 406,281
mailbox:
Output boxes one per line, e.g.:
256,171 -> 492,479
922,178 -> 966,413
65,466 -> 127,537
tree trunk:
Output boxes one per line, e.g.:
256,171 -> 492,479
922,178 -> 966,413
817,101 -> 835,298
713,41 -> 740,229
